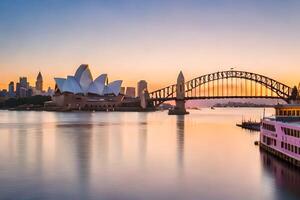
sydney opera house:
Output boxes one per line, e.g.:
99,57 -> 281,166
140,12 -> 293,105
47,64 -> 150,111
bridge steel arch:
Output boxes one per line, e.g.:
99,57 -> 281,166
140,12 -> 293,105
149,70 -> 292,106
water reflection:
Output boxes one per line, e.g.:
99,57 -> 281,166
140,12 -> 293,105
94,117 -> 109,168
112,113 -> 123,161
34,120 -> 44,175
74,122 -> 92,198
1,109 -> 300,200
55,113 -> 93,199
176,115 -> 185,171
138,113 -> 147,165
260,149 -> 300,199
17,125 -> 28,171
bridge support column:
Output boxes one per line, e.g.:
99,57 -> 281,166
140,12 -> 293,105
168,71 -> 189,115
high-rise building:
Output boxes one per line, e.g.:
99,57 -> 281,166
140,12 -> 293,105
47,87 -> 54,96
0,89 -> 8,97
36,72 -> 43,92
19,77 -> 28,89
120,87 -> 125,95
125,87 -> 136,98
19,87 -> 27,98
16,77 -> 29,98
8,81 -> 15,97
16,83 -> 20,97
27,88 -> 33,97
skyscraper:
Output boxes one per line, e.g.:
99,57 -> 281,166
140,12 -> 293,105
8,81 -> 14,97
19,77 -> 28,89
17,77 -> 28,98
36,72 -> 43,92
16,83 -> 20,97
19,87 -> 27,98
125,87 -> 136,98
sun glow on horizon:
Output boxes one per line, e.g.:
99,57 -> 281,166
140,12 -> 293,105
0,0 -> 300,91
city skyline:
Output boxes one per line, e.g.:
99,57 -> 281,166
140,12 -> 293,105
1,0 -> 300,90
1,1 -> 300,199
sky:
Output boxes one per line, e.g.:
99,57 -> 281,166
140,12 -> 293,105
0,0 -> 300,91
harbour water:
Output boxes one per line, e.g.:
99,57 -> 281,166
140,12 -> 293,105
0,108 -> 299,200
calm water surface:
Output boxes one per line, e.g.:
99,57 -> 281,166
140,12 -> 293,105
0,108 -> 299,200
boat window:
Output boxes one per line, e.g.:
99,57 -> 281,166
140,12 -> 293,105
263,136 -> 266,143
262,123 -> 275,132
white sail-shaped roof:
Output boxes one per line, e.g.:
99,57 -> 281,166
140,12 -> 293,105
62,76 -> 84,94
103,80 -> 122,96
54,78 -> 66,92
74,64 -> 88,80
87,82 -> 98,95
53,64 -> 123,96
74,64 -> 93,93
87,74 -> 107,95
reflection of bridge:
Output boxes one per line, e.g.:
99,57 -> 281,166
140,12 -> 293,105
148,70 -> 299,115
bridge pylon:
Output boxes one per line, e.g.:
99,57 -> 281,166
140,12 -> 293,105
168,71 -> 189,115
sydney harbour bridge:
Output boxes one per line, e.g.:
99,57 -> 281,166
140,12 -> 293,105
148,70 -> 299,115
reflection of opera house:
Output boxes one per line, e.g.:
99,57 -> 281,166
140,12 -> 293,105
46,64 -> 151,111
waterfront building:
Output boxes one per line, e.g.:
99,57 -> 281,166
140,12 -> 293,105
260,104 -> 300,166
19,87 -> 27,98
27,88 -> 33,97
16,83 -> 20,97
49,64 -> 125,110
53,65 -> 122,96
8,81 -> 15,97
47,87 -> 54,96
0,89 -> 8,97
125,87 -> 136,98
120,87 -> 125,95
44,64 -> 152,111
17,77 -> 29,98
19,77 -> 28,89
35,72 -> 43,92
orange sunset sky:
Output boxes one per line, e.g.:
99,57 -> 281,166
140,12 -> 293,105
0,0 -> 300,91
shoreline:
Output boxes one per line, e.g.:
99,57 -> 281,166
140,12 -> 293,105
0,107 -> 158,112
0,106 -> 271,112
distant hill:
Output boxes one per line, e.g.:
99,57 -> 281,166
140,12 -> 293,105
186,99 -> 286,108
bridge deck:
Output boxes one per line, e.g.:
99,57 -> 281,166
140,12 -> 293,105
150,96 -> 284,102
